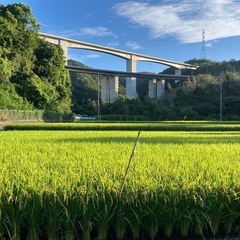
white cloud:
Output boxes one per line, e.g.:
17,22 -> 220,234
85,54 -> 101,59
68,52 -> 100,62
60,27 -> 115,38
125,41 -> 142,50
114,0 -> 240,43
107,41 -> 120,48
205,40 -> 218,48
205,42 -> 213,48
79,27 -> 113,37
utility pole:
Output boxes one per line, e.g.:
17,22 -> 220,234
97,73 -> 100,121
219,73 -> 223,121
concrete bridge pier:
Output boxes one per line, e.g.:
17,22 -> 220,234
126,56 -> 137,99
101,76 -> 119,103
148,79 -> 165,99
126,77 -> 136,99
59,40 -> 68,63
148,79 -> 157,98
157,79 -> 165,97
175,68 -> 182,83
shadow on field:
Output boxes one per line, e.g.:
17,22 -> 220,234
42,132 -> 240,145
142,133 -> 240,145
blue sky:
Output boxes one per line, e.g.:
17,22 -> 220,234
2,0 -> 240,73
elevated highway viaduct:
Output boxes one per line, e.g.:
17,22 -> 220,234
40,32 -> 197,102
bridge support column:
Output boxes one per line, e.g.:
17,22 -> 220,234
60,42 -> 68,64
56,39 -> 68,64
157,79 -> 165,97
148,79 -> 165,98
126,55 -> 137,99
101,76 -> 118,103
126,77 -> 136,99
148,79 -> 157,98
175,68 -> 182,83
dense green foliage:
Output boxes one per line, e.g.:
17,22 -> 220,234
0,130 -> 239,239
72,59 -> 240,121
68,60 -> 98,114
0,3 -> 72,116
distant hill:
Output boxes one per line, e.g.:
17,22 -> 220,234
68,58 -> 240,120
68,60 -> 98,114
162,58 -> 240,75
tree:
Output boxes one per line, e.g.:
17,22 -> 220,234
0,3 -> 72,114
33,39 -> 72,112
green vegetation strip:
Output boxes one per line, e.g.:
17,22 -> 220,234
3,121 -> 240,131
0,130 -> 239,239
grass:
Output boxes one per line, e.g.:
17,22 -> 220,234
0,128 -> 239,239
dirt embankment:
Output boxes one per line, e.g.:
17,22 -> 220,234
0,122 -> 7,130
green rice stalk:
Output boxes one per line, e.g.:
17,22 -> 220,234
26,192 -> 44,240
79,196 -> 96,240
163,206 -> 177,237
127,206 -> 143,240
61,194 -> 80,240
114,207 -> 127,240
3,189 -> 27,240
192,210 -> 208,237
96,194 -> 113,240
179,211 -> 192,237
44,193 -> 63,240
142,206 -> 158,240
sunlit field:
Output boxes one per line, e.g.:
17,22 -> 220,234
0,129 -> 239,239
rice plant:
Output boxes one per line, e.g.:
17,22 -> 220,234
0,130 -> 239,239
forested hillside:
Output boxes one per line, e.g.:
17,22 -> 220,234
1,3 -> 240,121
71,59 -> 240,121
0,3 -> 71,116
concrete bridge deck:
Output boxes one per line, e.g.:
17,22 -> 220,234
40,32 -> 197,70
40,32 -> 196,102
65,65 -> 192,80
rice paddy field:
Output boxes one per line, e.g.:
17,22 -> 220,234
0,122 -> 240,239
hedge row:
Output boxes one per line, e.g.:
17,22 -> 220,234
3,121 -> 240,131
